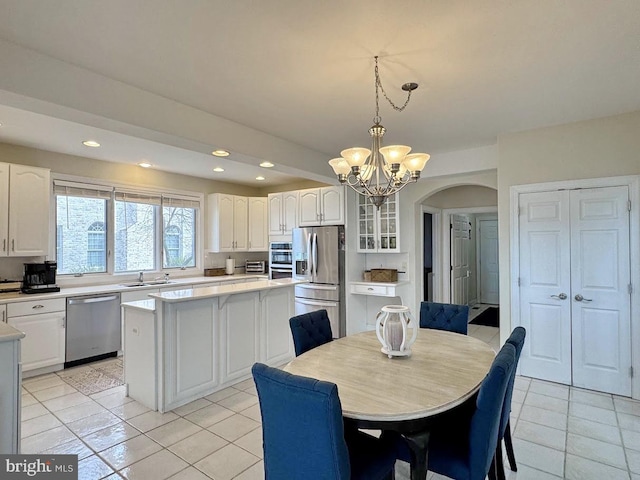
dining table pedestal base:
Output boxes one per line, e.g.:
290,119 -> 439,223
403,430 -> 431,480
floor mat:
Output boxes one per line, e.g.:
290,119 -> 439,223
469,307 -> 499,327
59,359 -> 123,395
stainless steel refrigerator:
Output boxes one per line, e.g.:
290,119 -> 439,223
292,225 -> 345,338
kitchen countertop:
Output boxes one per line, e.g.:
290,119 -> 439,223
148,278 -> 305,304
0,274 -> 268,304
0,322 -> 26,342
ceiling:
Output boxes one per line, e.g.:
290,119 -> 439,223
0,0 -> 639,186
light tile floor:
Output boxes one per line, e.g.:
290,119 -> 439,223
20,317 -> 640,480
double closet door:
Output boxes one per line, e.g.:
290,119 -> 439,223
518,186 -> 632,396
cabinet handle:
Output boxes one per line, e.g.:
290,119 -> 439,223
2,239 -> 5,251
1,310 -> 5,323
32,305 -> 45,309
11,239 -> 14,251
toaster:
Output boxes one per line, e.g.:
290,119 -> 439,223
245,261 -> 266,274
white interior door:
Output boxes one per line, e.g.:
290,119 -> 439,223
570,186 -> 631,396
518,187 -> 632,395
451,214 -> 471,305
518,191 -> 572,384
478,218 -> 499,304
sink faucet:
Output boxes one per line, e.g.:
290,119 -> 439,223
138,271 -> 144,282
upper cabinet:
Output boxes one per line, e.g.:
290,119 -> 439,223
268,191 -> 298,236
298,186 -> 344,227
0,163 -> 50,257
208,194 -> 249,252
209,194 -> 268,252
248,197 -> 268,251
356,192 -> 400,253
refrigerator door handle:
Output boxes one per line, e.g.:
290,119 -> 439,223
306,232 -> 313,275
296,298 -> 338,308
312,233 -> 318,277
297,284 -> 338,292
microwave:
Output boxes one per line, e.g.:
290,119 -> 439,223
269,242 -> 292,267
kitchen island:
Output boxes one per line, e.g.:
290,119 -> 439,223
122,278 -> 304,412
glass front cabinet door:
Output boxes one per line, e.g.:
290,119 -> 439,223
357,193 -> 399,253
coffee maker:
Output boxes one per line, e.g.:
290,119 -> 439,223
22,261 -> 61,294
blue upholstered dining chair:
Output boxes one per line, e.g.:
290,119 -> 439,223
495,327 -> 527,480
251,363 -> 397,480
392,342 -> 516,480
289,309 -> 333,356
419,301 -> 469,335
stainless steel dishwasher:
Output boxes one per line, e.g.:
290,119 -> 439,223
66,293 -> 121,364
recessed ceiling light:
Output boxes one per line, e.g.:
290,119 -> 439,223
259,161 -> 274,168
212,150 -> 230,157
138,162 -> 153,168
256,176 -> 265,181
82,140 -> 101,147
213,167 -> 225,172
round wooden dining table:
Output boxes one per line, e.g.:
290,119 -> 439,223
283,329 -> 496,480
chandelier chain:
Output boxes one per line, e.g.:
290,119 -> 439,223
374,56 -> 413,123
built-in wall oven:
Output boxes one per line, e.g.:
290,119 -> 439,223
269,241 -> 293,279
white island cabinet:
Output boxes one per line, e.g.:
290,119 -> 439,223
0,322 -> 25,453
122,278 -> 302,412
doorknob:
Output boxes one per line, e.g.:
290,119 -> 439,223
550,293 -> 567,300
574,294 -> 593,302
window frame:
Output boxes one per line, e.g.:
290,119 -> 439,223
51,174 -> 203,285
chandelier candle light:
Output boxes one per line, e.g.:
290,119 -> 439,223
329,56 -> 430,209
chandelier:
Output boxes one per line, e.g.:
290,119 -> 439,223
328,56 -> 430,208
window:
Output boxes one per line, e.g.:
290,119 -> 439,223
114,192 -> 159,272
54,180 -> 201,276
87,222 -> 106,270
163,202 -> 196,268
55,183 -> 110,275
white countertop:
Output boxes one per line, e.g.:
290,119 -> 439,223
148,278 -> 305,304
0,322 -> 26,343
0,274 -> 268,304
121,299 -> 156,312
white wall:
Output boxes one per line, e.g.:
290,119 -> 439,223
389,143 -> 500,318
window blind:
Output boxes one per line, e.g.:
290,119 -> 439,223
53,180 -> 113,199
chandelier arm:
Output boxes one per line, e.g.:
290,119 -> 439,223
374,56 -> 413,113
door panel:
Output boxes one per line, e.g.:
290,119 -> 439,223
570,186 -> 631,395
518,186 -> 632,395
479,219 -> 499,304
451,214 -> 471,305
518,191 -> 572,384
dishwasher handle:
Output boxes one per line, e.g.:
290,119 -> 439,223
67,295 -> 119,305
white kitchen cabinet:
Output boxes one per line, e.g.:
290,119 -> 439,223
298,186 -> 344,226
0,324 -> 24,454
260,285 -> 295,365
208,194 -> 249,252
248,197 -> 268,251
356,192 -> 400,252
7,298 -> 65,373
220,292 -> 260,384
268,191 -> 298,236
0,163 -> 50,257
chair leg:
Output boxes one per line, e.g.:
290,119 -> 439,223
488,455 -> 498,480
495,441 -> 506,480
504,420 -> 517,472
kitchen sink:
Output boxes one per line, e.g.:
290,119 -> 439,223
121,280 -> 175,287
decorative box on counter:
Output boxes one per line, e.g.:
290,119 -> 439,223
368,269 -> 398,283
204,267 -> 226,277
